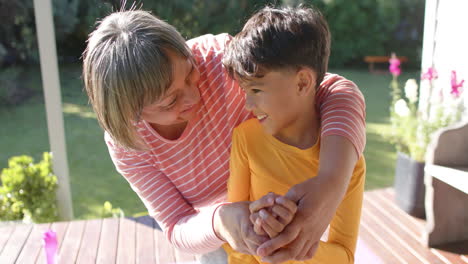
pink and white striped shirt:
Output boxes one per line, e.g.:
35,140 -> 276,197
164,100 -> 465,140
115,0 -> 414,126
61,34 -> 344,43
105,33 -> 366,254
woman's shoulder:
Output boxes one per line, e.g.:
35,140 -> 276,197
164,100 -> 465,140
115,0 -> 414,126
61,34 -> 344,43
317,73 -> 365,105
320,73 -> 360,92
186,33 -> 232,56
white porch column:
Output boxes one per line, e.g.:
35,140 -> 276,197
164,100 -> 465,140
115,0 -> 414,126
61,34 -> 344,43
33,0 -> 73,220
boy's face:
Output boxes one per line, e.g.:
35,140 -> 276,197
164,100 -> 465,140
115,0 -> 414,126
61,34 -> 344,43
141,50 -> 201,127
239,69 -> 306,137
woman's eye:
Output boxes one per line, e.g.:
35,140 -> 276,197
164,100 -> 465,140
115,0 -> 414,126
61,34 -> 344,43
186,65 -> 194,82
163,98 -> 177,110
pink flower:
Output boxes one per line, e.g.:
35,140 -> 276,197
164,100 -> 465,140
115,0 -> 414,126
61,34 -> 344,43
389,53 -> 401,77
421,67 -> 438,81
451,70 -> 464,98
43,230 -> 58,264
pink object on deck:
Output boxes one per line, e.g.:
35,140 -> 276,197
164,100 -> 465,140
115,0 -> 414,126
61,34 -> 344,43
42,229 -> 58,264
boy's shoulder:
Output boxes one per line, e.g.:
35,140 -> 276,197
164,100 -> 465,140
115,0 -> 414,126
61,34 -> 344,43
234,118 -> 263,138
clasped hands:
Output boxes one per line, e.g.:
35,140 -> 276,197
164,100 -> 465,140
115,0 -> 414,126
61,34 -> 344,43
248,192 -> 318,263
216,184 -> 323,264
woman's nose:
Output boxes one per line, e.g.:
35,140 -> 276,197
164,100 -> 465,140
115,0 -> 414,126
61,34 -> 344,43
182,84 -> 200,106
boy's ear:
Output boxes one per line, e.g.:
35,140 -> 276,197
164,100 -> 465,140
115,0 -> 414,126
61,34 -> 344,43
296,68 -> 317,96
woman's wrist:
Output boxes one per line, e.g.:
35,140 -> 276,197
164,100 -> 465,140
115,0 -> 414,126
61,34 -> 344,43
213,203 -> 229,242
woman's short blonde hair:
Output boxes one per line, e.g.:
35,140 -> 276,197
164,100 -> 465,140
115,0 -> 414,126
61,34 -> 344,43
83,10 -> 191,150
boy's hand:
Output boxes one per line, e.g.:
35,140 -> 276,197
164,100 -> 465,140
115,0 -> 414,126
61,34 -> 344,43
249,193 -> 297,238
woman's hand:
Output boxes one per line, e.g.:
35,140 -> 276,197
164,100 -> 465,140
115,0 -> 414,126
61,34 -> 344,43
213,201 -> 269,255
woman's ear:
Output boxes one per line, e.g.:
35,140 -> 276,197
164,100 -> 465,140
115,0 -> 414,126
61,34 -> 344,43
296,68 -> 317,96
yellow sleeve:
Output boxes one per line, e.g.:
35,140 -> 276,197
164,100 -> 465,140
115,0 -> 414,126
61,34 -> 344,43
228,128 -> 251,203
309,159 -> 366,264
225,128 -> 261,264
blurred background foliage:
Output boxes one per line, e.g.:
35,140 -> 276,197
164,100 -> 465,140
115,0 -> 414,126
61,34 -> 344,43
0,0 -> 424,66
0,0 -> 425,106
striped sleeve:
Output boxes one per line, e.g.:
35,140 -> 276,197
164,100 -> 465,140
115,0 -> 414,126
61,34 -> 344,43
104,133 -> 224,253
317,74 -> 366,157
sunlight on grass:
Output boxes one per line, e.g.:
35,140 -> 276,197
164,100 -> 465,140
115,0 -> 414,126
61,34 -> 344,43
63,103 -> 96,119
367,122 -> 392,136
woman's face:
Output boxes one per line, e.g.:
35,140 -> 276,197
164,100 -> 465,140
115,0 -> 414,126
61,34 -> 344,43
141,50 -> 201,127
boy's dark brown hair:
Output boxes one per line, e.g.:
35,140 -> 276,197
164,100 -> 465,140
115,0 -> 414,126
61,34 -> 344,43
223,5 -> 330,88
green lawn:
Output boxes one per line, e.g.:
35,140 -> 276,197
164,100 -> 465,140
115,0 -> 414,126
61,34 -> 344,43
333,69 -> 420,189
0,64 -> 419,219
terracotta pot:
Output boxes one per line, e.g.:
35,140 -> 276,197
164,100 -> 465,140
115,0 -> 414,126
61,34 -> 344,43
393,152 -> 426,219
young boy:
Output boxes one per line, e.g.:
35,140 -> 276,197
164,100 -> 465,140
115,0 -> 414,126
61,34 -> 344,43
222,6 -> 366,264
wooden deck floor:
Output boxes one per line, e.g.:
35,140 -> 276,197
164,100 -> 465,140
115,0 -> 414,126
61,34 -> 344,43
359,188 -> 467,264
0,188 -> 466,263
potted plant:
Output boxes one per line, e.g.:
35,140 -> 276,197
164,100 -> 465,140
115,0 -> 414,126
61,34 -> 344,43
388,54 -> 465,218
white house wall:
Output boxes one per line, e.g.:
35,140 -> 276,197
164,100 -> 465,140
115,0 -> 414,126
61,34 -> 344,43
420,0 -> 468,115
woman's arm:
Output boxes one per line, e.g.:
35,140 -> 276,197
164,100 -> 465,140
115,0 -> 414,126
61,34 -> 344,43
106,134 -> 224,254
214,128 -> 268,255
307,153 -> 365,264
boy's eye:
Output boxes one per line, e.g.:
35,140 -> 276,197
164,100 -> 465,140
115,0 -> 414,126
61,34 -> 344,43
251,89 -> 262,94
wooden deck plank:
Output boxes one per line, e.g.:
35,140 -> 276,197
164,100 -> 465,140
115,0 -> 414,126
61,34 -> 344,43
154,226 -> 176,264
15,223 -> 51,264
2,188 -> 465,264
367,190 -> 424,238
76,218 -> 102,264
117,217 -> 136,264
136,216 -> 156,264
429,248 -> 467,264
364,195 -> 445,264
378,189 -> 425,230
358,222 -> 400,263
361,206 -> 423,263
378,189 -> 467,264
0,225 -> 15,255
96,217 -> 119,264
36,221 -> 69,264
0,224 -> 33,264
58,219 -> 86,263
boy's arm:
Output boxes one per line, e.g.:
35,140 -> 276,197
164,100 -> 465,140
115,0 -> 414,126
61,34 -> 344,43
227,129 -> 250,203
257,136 -> 358,262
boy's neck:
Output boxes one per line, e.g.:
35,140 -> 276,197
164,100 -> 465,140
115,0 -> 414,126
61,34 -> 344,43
273,103 -> 320,150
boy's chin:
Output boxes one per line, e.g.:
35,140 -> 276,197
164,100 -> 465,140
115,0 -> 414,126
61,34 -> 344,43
260,124 -> 276,135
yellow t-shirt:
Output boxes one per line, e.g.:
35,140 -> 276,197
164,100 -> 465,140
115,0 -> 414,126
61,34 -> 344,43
225,118 -> 366,264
